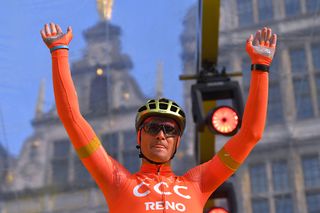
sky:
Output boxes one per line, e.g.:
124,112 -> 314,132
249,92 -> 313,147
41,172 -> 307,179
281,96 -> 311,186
0,0 -> 196,156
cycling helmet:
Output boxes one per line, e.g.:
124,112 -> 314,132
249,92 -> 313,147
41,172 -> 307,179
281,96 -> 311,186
135,98 -> 186,134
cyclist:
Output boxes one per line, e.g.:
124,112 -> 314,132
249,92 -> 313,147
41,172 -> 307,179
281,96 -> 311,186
41,22 -> 276,212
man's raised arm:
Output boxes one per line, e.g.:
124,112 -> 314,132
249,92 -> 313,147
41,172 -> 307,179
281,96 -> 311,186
40,23 -> 129,197
184,27 -> 277,201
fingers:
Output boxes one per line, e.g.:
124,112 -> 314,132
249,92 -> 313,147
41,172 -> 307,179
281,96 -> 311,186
40,29 -> 46,39
45,24 -> 51,36
253,30 -> 261,46
253,27 -> 275,47
42,23 -> 64,38
50,23 -> 57,35
270,34 -> 277,48
247,34 -> 253,46
56,24 -> 63,34
265,28 -> 272,46
266,28 -> 272,40
261,27 -> 268,45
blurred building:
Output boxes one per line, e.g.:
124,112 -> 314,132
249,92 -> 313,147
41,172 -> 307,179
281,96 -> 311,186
0,9 -> 195,213
0,144 -> 12,188
0,21 -> 147,213
181,0 -> 320,212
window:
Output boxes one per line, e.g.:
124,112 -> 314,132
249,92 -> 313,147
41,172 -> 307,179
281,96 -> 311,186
90,74 -> 108,112
268,84 -> 284,124
275,196 -> 294,213
290,48 -> 307,74
284,0 -> 301,17
250,164 -> 268,193
289,48 -> 314,119
102,133 -> 119,160
306,0 -> 320,13
123,131 -> 140,173
311,44 -> 320,111
252,199 -> 269,213
306,193 -> 320,213
74,157 -> 91,183
258,0 -> 273,22
52,139 -> 70,185
293,79 -> 313,119
268,55 -> 284,125
272,161 -> 290,192
241,56 -> 251,100
302,155 -> 320,188
29,143 -> 38,161
311,43 -> 320,70
316,75 -> 320,111
237,0 -> 254,27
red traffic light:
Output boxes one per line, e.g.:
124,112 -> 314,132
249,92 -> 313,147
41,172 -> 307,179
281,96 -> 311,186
210,106 -> 240,136
208,207 -> 229,213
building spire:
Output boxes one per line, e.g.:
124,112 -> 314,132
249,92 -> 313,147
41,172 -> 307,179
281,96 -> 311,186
156,62 -> 164,98
35,79 -> 45,119
97,0 -> 114,21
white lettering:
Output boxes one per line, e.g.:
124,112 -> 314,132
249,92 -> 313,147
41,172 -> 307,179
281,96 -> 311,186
133,182 -> 150,197
145,202 -> 155,210
144,201 -> 186,212
173,185 -> 191,199
154,182 -> 172,195
166,201 -> 176,210
133,182 -> 191,203
155,201 -> 164,210
176,203 -> 186,212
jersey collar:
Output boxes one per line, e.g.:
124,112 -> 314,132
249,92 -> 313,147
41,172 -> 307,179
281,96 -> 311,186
140,163 -> 173,175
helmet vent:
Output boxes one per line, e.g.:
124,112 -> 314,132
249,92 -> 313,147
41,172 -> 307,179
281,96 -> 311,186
178,110 -> 185,117
159,103 -> 168,110
148,99 -> 155,103
138,106 -> 147,112
159,98 -> 169,103
170,106 -> 178,112
172,102 -> 178,107
149,103 -> 156,109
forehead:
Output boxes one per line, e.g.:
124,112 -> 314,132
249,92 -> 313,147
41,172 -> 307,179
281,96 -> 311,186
143,116 -> 178,125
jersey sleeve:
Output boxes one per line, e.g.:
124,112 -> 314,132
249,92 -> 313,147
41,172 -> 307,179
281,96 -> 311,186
184,70 -> 268,203
51,49 -> 130,198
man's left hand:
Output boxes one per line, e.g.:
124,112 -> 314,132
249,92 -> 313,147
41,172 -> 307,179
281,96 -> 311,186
246,27 -> 277,66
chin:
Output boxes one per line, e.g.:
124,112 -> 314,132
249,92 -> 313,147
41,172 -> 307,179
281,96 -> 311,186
149,153 -> 170,163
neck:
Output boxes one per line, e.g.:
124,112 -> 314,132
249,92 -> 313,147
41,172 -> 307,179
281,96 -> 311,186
142,158 -> 171,166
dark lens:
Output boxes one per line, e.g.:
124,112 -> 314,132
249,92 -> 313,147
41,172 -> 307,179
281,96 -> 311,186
143,122 -> 180,137
144,123 -> 162,135
163,125 -> 180,136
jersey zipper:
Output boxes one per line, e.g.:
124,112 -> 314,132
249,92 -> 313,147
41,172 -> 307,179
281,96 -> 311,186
157,165 -> 167,213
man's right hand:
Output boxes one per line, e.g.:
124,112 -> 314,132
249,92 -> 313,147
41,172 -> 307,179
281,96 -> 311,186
40,23 -> 73,49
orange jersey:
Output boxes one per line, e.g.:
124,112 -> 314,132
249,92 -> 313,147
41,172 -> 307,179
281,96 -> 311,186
51,49 -> 268,212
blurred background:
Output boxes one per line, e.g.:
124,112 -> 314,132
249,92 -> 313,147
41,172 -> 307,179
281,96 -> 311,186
0,0 -> 320,212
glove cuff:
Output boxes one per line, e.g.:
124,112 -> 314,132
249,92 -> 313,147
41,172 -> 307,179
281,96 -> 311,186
50,45 -> 69,53
251,64 -> 269,72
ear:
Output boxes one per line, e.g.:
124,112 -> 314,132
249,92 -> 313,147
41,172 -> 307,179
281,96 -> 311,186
176,136 -> 181,148
137,129 -> 141,145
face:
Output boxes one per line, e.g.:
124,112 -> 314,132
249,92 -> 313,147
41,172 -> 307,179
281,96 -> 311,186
139,116 -> 181,163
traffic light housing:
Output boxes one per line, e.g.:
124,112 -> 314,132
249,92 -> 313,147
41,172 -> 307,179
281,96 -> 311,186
204,181 -> 237,213
191,79 -> 244,135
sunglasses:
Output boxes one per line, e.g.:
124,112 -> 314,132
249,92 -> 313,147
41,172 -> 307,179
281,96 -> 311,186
141,122 -> 180,137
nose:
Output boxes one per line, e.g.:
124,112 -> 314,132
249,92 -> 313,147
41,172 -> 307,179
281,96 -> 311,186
155,129 -> 166,140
